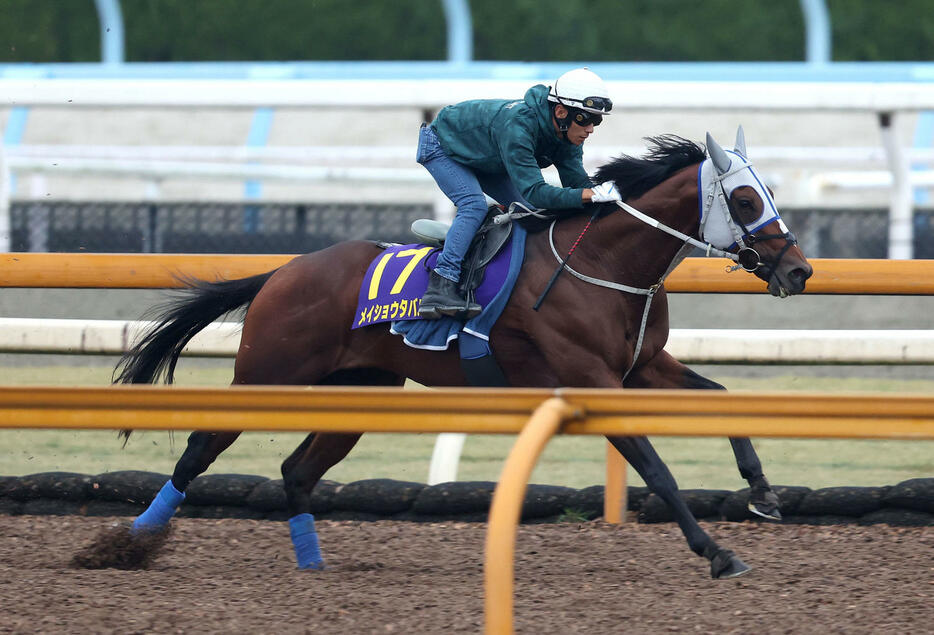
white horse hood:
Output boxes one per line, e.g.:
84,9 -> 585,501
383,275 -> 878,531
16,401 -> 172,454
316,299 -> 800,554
699,131 -> 788,250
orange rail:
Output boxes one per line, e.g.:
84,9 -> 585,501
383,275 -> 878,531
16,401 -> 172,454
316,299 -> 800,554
3,384 -> 934,634
5,253 -> 934,294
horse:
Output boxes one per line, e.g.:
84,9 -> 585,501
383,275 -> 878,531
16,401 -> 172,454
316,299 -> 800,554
108,129 -> 812,579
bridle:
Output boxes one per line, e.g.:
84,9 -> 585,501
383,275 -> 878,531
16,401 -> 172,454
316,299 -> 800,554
539,156 -> 797,378
704,157 -> 799,279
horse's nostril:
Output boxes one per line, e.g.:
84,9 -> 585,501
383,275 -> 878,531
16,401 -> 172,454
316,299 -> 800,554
790,266 -> 812,282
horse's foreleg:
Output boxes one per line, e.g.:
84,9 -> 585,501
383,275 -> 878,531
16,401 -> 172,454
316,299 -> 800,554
607,435 -> 751,579
281,432 -> 362,570
625,350 -> 780,520
131,431 -> 241,534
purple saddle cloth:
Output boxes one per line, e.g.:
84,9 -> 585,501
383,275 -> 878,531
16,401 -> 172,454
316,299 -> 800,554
351,225 -> 527,351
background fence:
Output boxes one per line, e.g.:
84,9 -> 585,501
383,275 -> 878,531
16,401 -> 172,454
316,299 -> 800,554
9,202 -> 934,258
8,201 -> 432,254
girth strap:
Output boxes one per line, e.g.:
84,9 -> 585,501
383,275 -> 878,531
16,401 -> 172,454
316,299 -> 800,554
622,284 -> 659,382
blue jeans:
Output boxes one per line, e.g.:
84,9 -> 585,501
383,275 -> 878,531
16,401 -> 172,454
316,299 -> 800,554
416,124 -> 529,283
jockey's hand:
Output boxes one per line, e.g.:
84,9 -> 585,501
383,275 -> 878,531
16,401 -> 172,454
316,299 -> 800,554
590,181 -> 622,203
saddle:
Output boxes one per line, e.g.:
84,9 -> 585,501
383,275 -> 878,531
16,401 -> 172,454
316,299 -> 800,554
411,206 -> 513,301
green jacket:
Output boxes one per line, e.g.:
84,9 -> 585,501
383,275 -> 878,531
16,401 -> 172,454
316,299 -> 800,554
430,84 -> 592,210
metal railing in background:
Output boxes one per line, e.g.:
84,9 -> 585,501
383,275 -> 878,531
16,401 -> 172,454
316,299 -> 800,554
5,72 -> 934,256
9,201 -> 933,259
93,0 -> 124,65
7,317 -> 933,365
799,0 -> 831,64
8,201 -> 433,254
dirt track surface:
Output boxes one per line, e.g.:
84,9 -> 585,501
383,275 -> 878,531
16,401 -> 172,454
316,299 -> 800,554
1,516 -> 931,634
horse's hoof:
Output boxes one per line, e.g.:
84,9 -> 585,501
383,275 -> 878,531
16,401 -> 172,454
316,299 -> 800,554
710,549 -> 752,580
298,561 -> 325,571
749,488 -> 782,521
748,501 -> 782,521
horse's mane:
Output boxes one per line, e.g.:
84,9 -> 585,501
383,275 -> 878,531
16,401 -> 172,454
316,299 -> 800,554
592,134 -> 707,199
519,135 -> 706,233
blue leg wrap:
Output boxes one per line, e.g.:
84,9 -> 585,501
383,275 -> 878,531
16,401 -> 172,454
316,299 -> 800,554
289,513 -> 325,570
131,480 -> 185,534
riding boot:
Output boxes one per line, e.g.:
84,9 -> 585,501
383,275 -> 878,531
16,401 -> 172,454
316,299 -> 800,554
419,270 -> 482,320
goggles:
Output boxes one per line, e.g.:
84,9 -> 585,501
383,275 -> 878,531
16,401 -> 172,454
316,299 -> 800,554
568,96 -> 612,127
579,96 -> 613,114
571,108 -> 604,127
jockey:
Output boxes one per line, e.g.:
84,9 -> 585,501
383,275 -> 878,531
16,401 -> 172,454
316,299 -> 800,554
417,67 -> 621,320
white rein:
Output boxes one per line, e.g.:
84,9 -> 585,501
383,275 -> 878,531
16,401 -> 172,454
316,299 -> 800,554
543,198 -> 738,381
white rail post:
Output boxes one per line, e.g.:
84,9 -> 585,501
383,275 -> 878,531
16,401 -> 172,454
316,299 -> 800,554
880,112 -> 913,259
428,432 -> 467,484
0,144 -> 10,252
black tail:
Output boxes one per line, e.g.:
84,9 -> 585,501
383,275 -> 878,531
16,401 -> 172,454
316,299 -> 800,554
115,271 -> 276,442
115,271 -> 276,386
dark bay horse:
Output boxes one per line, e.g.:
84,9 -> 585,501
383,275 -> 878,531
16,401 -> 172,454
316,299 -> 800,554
112,130 -> 812,579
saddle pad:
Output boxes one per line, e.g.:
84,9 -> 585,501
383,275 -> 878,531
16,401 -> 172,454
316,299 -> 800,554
390,224 -> 527,352
352,239 -> 514,330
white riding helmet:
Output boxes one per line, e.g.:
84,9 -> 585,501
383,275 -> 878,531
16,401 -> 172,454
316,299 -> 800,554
547,67 -> 613,115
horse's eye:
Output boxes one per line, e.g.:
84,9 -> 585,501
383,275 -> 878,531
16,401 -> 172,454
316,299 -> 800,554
735,199 -> 760,224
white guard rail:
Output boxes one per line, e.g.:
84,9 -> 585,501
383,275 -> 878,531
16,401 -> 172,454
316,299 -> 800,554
4,317 -> 933,364
4,78 -> 934,111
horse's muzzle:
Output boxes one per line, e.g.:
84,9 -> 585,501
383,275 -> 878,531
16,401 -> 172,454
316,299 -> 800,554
767,262 -> 813,297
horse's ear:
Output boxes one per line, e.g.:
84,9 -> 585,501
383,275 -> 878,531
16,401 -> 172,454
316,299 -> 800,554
734,125 -> 747,159
706,132 -> 732,175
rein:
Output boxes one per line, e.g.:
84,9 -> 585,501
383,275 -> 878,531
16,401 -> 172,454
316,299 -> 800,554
615,200 -> 741,263
525,154 -> 798,379
533,207 -> 601,311
546,194 -> 749,297
545,206 -> 695,381
541,184 -> 775,380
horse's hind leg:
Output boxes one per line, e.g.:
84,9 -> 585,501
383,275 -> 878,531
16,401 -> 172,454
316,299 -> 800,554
282,432 -> 361,569
131,431 -> 241,533
625,350 -> 781,520
281,368 -> 405,570
607,435 -> 751,580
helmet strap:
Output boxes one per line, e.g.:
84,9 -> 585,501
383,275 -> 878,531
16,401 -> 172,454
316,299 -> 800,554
552,103 -> 571,140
